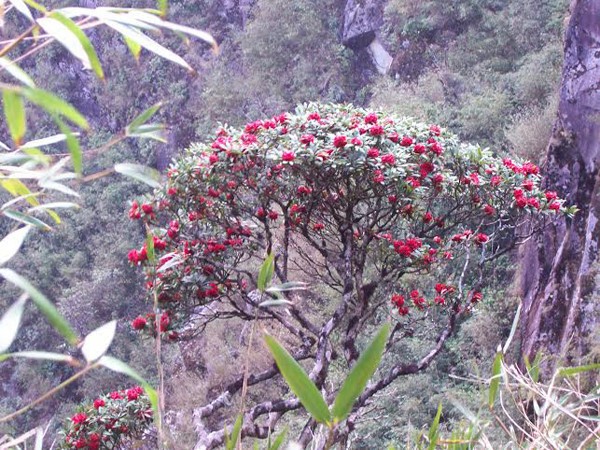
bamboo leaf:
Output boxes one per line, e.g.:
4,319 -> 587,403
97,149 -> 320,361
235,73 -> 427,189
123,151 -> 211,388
0,351 -> 73,363
266,281 -> 309,293
104,20 -> 193,71
21,87 -> 88,129
258,299 -> 293,308
502,302 -> 521,354
268,428 -> 287,450
38,180 -> 80,197
558,363 -> 600,377
157,0 -> 168,17
20,132 -> 79,149
0,225 -> 31,265
264,334 -> 331,424
0,57 -> 35,87
226,415 -> 243,450
0,268 -> 78,345
8,0 -> 33,21
123,35 -> 142,61
488,351 -> 503,408
1,179 -> 39,207
81,320 -> 117,362
0,294 -> 27,353
145,231 -> 155,263
54,117 -> 82,174
114,163 -> 162,188
127,102 -> 162,132
29,202 -> 79,212
3,89 -> 27,145
427,403 -> 443,450
257,252 -> 274,292
47,12 -> 104,79
3,210 -> 51,230
331,324 -> 389,421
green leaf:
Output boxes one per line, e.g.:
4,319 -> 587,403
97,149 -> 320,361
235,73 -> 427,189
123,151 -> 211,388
0,225 -> 31,265
264,334 -> 331,424
1,179 -> 40,207
258,299 -> 293,308
21,87 -> 88,129
8,0 -> 34,21
157,0 -> 168,17
123,36 -> 142,61
54,117 -> 82,174
98,355 -> 159,415
266,281 -> 308,293
502,302 -> 521,354
145,231 -> 155,264
29,202 -> 79,212
47,12 -> 104,79
20,132 -> 79,149
427,403 -> 442,450
257,252 -> 275,292
114,163 -> 162,188
126,123 -> 167,142
0,57 -> 36,87
331,324 -> 390,421
127,102 -> 163,132
38,180 -> 80,197
226,414 -> 243,450
0,294 -> 28,353
104,20 -> 193,71
0,268 -> 78,345
268,428 -> 287,450
0,351 -> 73,363
558,363 -> 600,377
488,351 -> 503,408
3,89 -> 27,145
81,320 -> 117,362
3,209 -> 52,230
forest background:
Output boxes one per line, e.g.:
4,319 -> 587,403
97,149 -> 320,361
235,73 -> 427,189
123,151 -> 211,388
1,0 -> 591,448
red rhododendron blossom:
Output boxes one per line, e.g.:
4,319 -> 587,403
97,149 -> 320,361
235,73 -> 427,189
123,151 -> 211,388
523,179 -> 534,191
351,137 -> 363,146
132,316 -> 146,330
364,112 -> 378,124
475,233 -> 489,245
491,175 -> 502,186
483,204 -> 495,215
420,162 -> 434,178
413,143 -> 426,154
549,201 -> 561,211
367,147 -> 379,158
71,413 -> 87,424
369,125 -> 385,136
313,222 -> 325,231
471,291 -> 483,303
333,135 -> 347,148
429,125 -> 441,136
268,210 -> 278,221
282,151 -> 295,162
141,203 -> 153,215
545,191 -> 558,201
129,201 -> 141,220
400,135 -> 413,146
300,134 -> 315,145
373,170 -> 385,183
429,142 -> 444,155
423,212 -> 433,223
93,398 -> 105,409
381,154 -> 395,165
127,386 -> 143,401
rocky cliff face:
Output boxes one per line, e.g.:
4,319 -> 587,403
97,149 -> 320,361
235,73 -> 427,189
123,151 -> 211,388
521,0 -> 600,372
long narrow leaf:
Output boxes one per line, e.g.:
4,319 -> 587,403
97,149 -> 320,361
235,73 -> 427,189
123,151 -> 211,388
19,132 -> 79,149
0,225 -> 31,265
54,116 -> 82,174
331,324 -> 390,421
1,179 -> 39,207
0,268 -> 78,345
8,0 -> 34,21
257,253 -> 275,292
0,351 -> 73,363
22,87 -> 88,129
127,102 -> 162,132
3,89 -> 27,145
488,351 -> 503,408
0,57 -> 35,87
81,320 -> 117,362
114,163 -> 161,188
427,403 -> 443,450
3,209 -> 52,230
47,12 -> 104,79
0,294 -> 28,353
264,334 -> 331,424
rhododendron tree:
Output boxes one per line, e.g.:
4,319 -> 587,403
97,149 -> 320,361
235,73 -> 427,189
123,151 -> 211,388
128,103 -> 566,448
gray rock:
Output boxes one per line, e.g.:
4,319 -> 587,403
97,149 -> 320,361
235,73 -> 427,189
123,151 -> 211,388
342,0 -> 386,49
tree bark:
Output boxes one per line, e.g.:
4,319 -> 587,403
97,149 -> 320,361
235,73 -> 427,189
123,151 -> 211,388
520,0 -> 600,370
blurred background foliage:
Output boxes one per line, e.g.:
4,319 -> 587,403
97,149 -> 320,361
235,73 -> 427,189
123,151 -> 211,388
1,0 -> 574,446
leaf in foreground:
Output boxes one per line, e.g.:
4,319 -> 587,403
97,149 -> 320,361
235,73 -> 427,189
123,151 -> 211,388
331,323 -> 390,421
264,334 -> 331,424
81,320 -> 117,362
0,294 -> 28,353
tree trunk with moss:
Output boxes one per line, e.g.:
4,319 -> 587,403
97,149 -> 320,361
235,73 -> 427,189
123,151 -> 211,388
521,0 -> 600,370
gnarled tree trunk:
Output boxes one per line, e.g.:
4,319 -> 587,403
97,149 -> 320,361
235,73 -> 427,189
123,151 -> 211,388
521,0 -> 600,370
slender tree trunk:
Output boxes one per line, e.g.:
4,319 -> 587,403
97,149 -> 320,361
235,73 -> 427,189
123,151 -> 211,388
520,0 -> 600,371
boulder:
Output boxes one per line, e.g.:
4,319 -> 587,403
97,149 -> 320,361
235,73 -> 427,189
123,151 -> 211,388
342,0 -> 386,49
